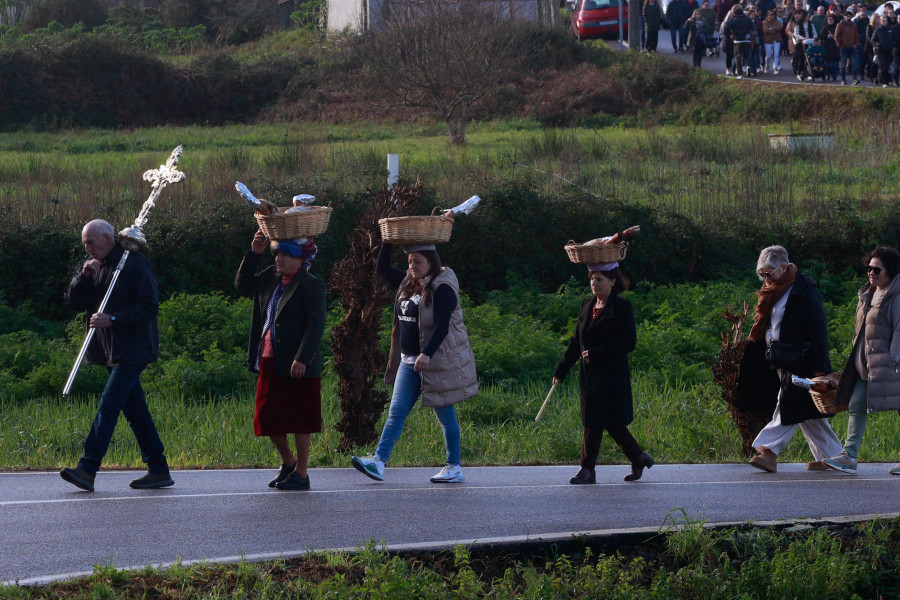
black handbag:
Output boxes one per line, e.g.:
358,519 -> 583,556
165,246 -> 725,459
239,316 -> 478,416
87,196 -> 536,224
765,339 -> 809,371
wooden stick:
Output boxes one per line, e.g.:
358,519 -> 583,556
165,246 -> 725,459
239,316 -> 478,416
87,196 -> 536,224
534,382 -> 558,422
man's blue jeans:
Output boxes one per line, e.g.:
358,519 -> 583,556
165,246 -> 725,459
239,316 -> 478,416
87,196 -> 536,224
670,24 -> 685,49
375,362 -> 461,466
78,362 -> 169,477
840,47 -> 859,81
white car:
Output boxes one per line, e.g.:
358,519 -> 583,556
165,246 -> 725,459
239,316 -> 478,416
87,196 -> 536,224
874,1 -> 900,15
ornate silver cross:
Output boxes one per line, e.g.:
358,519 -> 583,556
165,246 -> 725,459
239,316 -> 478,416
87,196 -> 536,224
119,145 -> 186,252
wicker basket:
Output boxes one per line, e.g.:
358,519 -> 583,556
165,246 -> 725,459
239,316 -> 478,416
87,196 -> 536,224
255,206 -> 332,240
810,371 -> 846,414
564,240 -> 627,264
378,207 -> 453,245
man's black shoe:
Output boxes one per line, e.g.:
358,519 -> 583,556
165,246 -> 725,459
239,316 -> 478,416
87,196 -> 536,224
275,471 -> 310,491
130,472 -> 174,489
60,467 -> 95,492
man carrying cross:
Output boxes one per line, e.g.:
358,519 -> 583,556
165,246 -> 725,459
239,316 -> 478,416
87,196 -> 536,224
59,219 -> 173,492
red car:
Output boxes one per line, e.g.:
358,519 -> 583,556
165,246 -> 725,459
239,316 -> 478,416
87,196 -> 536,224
570,0 -> 628,40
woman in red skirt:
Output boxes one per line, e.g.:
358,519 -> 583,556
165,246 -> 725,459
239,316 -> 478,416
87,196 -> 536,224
236,230 -> 327,491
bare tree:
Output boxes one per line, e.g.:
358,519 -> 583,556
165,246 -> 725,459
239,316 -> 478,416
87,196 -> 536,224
329,181 -> 424,450
709,303 -> 773,456
346,0 -> 530,144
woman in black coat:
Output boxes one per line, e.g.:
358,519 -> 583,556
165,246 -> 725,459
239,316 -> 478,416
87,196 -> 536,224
553,263 -> 654,484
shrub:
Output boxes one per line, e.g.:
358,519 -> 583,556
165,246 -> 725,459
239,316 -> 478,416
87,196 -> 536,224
464,302 -> 563,385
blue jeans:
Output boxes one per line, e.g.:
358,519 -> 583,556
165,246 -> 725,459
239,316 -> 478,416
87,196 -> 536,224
375,362 -> 461,466
840,47 -> 859,81
670,25 -> 685,49
78,362 -> 169,477
843,378 -> 868,459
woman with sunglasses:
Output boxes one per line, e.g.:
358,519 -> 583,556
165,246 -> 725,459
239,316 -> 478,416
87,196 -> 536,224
738,245 -> 843,473
822,246 -> 900,476
762,9 -> 784,73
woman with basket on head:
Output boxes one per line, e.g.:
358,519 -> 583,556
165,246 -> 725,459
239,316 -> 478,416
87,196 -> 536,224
351,211 -> 477,484
235,200 -> 328,491
553,228 -> 655,484
820,246 -> 900,475
739,245 -> 843,473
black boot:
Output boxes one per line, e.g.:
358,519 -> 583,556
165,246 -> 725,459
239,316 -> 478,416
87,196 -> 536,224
624,452 -> 655,482
569,467 -> 596,485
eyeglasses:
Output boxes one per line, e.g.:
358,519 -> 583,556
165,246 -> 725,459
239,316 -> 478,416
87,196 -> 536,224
758,267 -> 781,279
866,265 -> 883,275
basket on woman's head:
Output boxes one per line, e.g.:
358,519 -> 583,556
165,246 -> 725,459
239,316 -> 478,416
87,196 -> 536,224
564,225 -> 639,264
379,207 -> 454,246
378,195 -> 481,246
235,182 -> 332,240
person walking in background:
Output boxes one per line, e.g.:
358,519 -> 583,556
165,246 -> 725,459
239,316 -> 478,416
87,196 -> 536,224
749,6 -> 765,75
780,1 -> 794,56
236,231 -> 326,491
644,0 -> 663,52
787,8 -> 816,81
552,261 -> 654,485
739,245 -> 843,473
835,9 -> 860,84
721,7 -> 737,74
60,219 -> 173,492
685,9 -> 712,67
865,13 -> 880,82
725,5 -> 755,77
352,242 -> 477,484
763,9 -> 785,72
872,14 -> 895,87
853,4 -> 869,80
699,0 -> 718,45
714,0 -> 737,24
892,14 -> 900,86
818,12 -> 841,80
667,0 -> 691,51
811,5 -> 827,33
822,246 -> 900,476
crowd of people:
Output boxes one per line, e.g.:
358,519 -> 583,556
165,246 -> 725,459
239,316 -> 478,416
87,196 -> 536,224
643,0 -> 900,86
57,219 -> 900,492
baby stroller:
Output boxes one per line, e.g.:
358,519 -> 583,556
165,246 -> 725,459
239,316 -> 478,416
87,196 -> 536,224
804,47 -> 827,82
706,30 -> 721,57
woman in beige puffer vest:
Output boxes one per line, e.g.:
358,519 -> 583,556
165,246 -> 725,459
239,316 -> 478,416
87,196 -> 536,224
823,246 -> 900,476
351,242 -> 477,484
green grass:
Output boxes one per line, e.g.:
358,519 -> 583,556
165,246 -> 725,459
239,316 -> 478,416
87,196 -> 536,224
2,120 -> 899,229
2,369 -> 897,472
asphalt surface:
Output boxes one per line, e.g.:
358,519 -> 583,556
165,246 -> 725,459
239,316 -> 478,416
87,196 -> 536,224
2,463 -> 898,585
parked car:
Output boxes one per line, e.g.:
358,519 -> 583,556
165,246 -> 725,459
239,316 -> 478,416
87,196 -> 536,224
570,0 -> 629,39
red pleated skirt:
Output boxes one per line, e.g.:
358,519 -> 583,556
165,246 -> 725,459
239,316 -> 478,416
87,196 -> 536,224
254,357 -> 322,436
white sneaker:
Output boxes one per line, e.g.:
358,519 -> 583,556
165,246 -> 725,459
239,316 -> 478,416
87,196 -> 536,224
430,464 -> 466,483
823,451 -> 857,475
889,463 -> 900,475
351,455 -> 385,481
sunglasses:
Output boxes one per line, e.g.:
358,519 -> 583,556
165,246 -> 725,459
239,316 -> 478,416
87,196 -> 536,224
866,265 -> 883,275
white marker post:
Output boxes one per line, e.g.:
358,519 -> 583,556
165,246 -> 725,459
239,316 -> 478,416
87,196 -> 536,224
387,153 -> 399,188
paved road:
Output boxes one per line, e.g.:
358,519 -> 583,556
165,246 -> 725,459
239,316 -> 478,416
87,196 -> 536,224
2,464 -> 898,585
